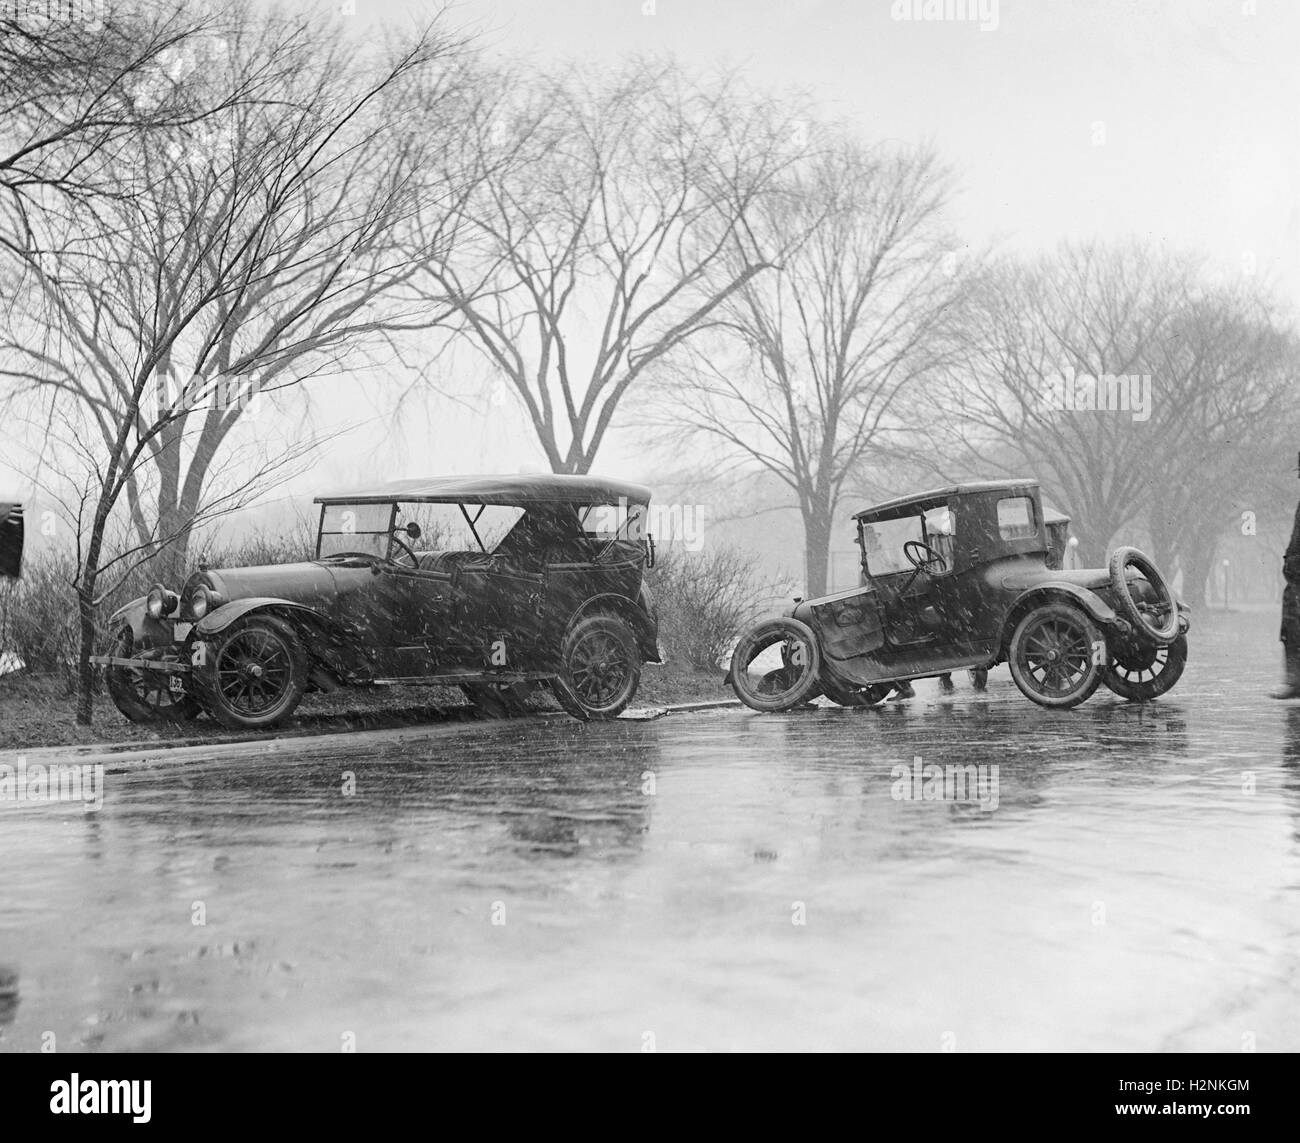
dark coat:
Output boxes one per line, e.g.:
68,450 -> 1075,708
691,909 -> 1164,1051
1282,501 -> 1300,642
0,503 -> 21,580
1286,500 -> 1300,585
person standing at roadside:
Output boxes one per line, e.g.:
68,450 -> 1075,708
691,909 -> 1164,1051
1271,459 -> 1300,699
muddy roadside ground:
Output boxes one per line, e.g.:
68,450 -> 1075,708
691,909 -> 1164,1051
0,664 -> 732,752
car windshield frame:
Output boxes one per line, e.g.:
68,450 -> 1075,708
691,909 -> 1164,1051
859,502 -> 956,579
316,502 -> 398,560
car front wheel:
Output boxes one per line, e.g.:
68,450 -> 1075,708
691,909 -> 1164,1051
105,628 -> 201,723
728,617 -> 822,712
1008,603 -> 1104,709
193,614 -> 308,730
550,614 -> 641,720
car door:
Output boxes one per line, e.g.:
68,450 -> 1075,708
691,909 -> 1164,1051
453,556 -> 545,670
860,505 -> 965,654
371,563 -> 459,675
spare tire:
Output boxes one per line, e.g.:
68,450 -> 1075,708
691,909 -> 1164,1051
1108,546 -> 1179,643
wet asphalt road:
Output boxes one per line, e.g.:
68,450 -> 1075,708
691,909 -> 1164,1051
1,607 -> 1298,1052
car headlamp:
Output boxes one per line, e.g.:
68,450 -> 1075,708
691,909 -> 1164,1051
189,585 -> 211,620
146,585 -> 179,620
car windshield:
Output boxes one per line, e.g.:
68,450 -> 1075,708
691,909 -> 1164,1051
317,503 -> 394,558
861,504 -> 955,577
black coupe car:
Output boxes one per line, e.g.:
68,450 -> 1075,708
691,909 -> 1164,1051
730,480 -> 1190,711
95,475 -> 661,728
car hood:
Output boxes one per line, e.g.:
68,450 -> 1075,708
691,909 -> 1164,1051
195,561 -> 352,608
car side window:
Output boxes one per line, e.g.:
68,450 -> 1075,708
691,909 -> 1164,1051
923,505 -> 956,573
997,496 -> 1037,540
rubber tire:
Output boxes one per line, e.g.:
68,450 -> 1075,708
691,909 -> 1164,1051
549,614 -> 641,720
1008,602 -> 1105,709
105,627 -> 201,723
729,617 -> 822,712
1104,633 -> 1187,701
1108,546 -> 1179,643
193,614 -> 308,730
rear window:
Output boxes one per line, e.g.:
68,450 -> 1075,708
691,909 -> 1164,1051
997,496 -> 1037,541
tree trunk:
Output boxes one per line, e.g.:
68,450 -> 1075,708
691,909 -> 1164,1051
1178,539 -> 1216,611
803,508 -> 832,598
154,504 -> 194,585
75,581 -> 97,725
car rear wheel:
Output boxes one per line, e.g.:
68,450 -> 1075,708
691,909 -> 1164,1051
550,614 -> 641,720
1008,603 -> 1104,709
105,628 -> 201,723
1104,634 -> 1187,701
729,617 -> 822,712
193,614 -> 307,730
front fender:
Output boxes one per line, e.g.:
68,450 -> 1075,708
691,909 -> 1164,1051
105,596 -> 178,652
195,597 -> 323,637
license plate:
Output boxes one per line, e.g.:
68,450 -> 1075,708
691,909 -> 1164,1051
169,675 -> 185,695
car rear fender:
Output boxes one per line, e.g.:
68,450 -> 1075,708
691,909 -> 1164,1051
1000,585 -> 1119,657
569,592 -> 660,663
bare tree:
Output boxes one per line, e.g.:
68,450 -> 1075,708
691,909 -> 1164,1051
654,139 -> 965,596
0,10 -> 475,722
1141,286 -> 1298,604
412,59 -> 810,473
925,243 -> 1298,604
0,0 -> 285,256
925,244 -> 1194,558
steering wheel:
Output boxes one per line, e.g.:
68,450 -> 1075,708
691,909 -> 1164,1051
903,540 -> 949,576
389,535 -> 420,569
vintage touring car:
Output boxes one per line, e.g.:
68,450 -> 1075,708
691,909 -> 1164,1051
95,475 -> 661,728
729,480 -> 1189,711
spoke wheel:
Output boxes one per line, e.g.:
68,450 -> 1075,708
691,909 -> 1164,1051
105,628 -> 200,723
550,614 -> 641,720
1104,633 -> 1187,701
194,614 -> 307,730
1008,603 -> 1104,709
